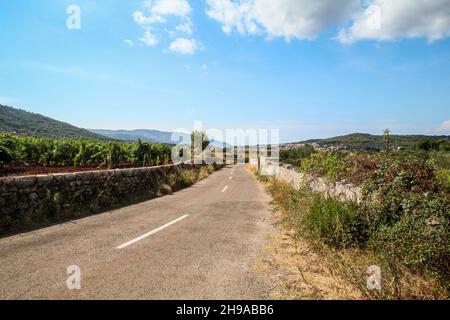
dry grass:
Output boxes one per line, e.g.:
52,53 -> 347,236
157,165 -> 219,196
246,164 -> 447,300
253,210 -> 364,300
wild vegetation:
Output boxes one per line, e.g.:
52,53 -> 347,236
258,134 -> 449,299
279,144 -> 316,166
294,133 -> 450,152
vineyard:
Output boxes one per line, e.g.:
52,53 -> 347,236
0,133 -> 173,176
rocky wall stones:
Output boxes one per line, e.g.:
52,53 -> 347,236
0,162 -> 204,235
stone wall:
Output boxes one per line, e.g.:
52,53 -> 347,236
0,163 -> 214,235
262,163 -> 362,203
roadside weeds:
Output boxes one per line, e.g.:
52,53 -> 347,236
247,165 -> 446,300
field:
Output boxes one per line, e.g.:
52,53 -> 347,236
0,133 -> 173,177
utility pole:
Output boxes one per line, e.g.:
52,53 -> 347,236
257,144 -> 261,171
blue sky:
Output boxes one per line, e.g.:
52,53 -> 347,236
0,0 -> 449,142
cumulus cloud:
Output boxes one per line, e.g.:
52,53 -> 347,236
133,10 -> 166,26
205,0 -> 450,43
339,0 -> 450,44
438,120 -> 450,133
133,0 -> 203,53
169,38 -> 199,54
150,0 -> 192,17
135,0 -> 191,25
140,29 -> 158,46
175,21 -> 193,35
133,0 -> 192,26
124,39 -> 134,46
205,0 -> 358,40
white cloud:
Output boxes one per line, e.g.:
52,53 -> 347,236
133,10 -> 166,26
134,0 -> 191,26
124,39 -> 134,46
169,38 -> 198,54
339,0 -> 450,44
150,0 -> 192,17
438,120 -> 450,133
205,0 -> 450,43
133,0 -> 202,53
175,21 -> 193,35
140,29 -> 158,46
205,0 -> 358,40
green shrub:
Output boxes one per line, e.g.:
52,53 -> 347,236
427,150 -> 450,192
0,145 -> 14,166
280,145 -> 316,166
263,152 -> 450,282
300,151 -> 348,182
360,156 -> 449,281
264,178 -> 366,248
428,150 -> 450,170
0,133 -> 19,164
368,194 -> 449,280
361,156 -> 437,228
435,168 -> 450,192
415,139 -> 450,152
304,195 -> 366,248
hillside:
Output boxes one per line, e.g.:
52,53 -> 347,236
90,129 -> 183,144
0,104 -> 109,140
295,133 -> 450,151
90,129 -> 231,148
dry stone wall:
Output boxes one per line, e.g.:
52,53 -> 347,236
0,163 -> 211,235
263,163 -> 362,203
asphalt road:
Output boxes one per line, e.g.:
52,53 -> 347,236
0,165 -> 274,300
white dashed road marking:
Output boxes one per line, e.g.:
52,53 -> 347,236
116,215 -> 189,249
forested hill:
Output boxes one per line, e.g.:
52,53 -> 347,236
0,105 -> 109,140
296,133 -> 450,151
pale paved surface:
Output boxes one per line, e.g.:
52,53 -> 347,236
0,165 -> 274,300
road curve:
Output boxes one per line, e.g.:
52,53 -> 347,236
0,165 -> 274,300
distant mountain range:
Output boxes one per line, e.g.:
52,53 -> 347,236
89,129 -> 231,147
0,104 -> 108,140
89,129 -> 189,144
292,133 -> 450,151
1,105 -> 448,150
0,105 -> 230,146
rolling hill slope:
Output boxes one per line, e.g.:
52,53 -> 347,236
295,133 -> 450,151
89,129 -> 185,144
0,104 -> 109,140
89,129 -> 231,147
